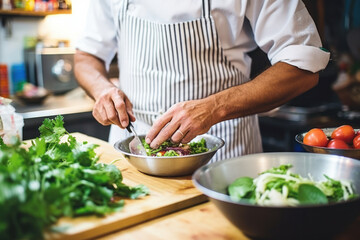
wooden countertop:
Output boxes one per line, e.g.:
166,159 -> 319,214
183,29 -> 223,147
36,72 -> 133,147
99,201 -> 249,240
31,133 -> 360,240
97,202 -> 360,240
95,200 -> 360,240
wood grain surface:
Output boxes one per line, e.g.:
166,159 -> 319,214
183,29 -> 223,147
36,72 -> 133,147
98,200 -> 360,240
98,202 -> 248,240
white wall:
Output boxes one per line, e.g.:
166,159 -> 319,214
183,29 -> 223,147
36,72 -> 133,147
0,17 -> 41,65
0,0 -> 88,84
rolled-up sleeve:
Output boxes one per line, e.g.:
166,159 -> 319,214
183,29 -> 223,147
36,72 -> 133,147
246,0 -> 330,73
75,0 -> 118,70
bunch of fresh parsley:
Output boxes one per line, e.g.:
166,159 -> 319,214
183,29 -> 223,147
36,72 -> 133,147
0,116 -> 149,240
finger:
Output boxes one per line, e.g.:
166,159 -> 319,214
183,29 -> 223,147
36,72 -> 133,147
181,131 -> 196,144
92,101 -> 111,125
146,114 -> 173,144
171,128 -> 187,143
112,95 -> 129,128
100,99 -> 121,127
125,97 -> 136,122
149,121 -> 179,149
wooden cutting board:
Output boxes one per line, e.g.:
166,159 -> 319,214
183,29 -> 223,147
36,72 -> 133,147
42,133 -> 208,240
100,202 -> 248,240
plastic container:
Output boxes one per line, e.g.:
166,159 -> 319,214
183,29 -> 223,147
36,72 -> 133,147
11,63 -> 27,94
0,97 -> 24,144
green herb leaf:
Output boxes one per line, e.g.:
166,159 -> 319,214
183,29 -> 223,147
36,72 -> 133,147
298,184 -> 328,205
0,115 -> 149,240
261,164 -> 293,175
228,177 -> 255,201
142,138 -> 208,156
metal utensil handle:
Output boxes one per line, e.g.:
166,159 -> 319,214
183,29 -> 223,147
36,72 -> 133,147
126,122 -> 133,133
126,122 -> 142,141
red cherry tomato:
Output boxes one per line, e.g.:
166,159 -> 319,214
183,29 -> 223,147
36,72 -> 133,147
353,135 -> 360,149
157,151 -> 166,156
331,125 -> 355,144
303,128 -> 329,147
327,139 -> 350,149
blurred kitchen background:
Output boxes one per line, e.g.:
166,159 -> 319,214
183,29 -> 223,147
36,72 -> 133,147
0,0 -> 359,151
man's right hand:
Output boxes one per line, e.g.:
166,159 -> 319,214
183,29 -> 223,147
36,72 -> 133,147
74,50 -> 135,129
92,86 -> 135,128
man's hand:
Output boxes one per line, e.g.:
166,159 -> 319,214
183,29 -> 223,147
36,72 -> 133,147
92,86 -> 135,128
145,62 -> 319,149
74,50 -> 135,128
145,98 -> 218,149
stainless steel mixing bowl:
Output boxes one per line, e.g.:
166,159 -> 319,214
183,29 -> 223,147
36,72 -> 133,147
295,128 -> 360,160
114,134 -> 224,177
192,152 -> 360,240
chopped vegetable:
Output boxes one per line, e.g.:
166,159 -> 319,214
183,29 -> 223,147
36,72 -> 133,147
142,138 -> 208,156
0,115 -> 149,240
228,164 -> 357,206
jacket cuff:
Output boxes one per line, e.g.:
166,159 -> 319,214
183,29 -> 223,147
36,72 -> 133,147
270,45 -> 330,73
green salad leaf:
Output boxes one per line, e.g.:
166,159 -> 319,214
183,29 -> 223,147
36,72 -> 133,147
298,184 -> 328,204
142,137 -> 208,156
227,164 -> 357,206
0,115 -> 149,240
228,177 -> 255,202
189,138 -> 208,154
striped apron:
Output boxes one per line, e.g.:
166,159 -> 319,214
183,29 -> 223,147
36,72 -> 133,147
109,0 -> 263,162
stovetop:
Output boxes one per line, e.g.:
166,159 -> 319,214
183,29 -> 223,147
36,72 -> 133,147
261,102 -> 360,125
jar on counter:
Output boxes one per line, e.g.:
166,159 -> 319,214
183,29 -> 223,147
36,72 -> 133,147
0,97 -> 24,144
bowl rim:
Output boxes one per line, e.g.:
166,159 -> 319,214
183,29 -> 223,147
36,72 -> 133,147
192,152 -> 360,209
114,133 -> 225,159
295,128 -> 360,151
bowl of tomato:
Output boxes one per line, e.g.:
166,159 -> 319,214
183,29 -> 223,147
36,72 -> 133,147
295,125 -> 360,160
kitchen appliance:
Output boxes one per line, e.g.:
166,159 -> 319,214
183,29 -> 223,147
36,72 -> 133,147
24,46 -> 78,94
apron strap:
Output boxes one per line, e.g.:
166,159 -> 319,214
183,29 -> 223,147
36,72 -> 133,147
117,0 -> 129,34
124,0 -> 129,10
202,0 -> 211,18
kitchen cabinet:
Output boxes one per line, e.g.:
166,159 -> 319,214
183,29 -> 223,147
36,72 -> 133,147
22,111 -> 110,141
11,88 -> 111,141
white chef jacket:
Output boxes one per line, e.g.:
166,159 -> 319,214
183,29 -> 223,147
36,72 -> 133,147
75,0 -> 330,150
76,0 -> 330,77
